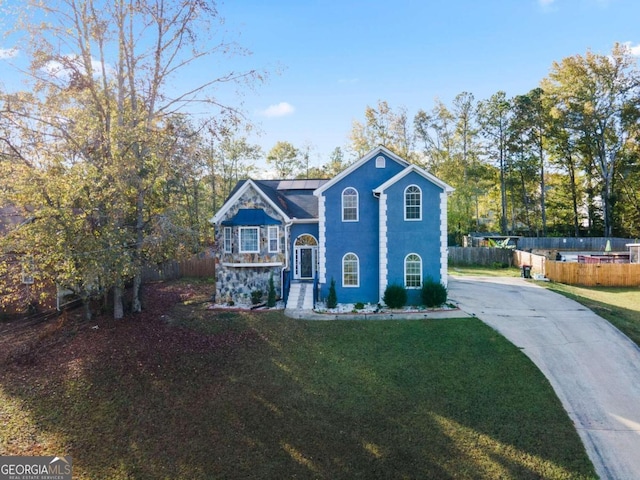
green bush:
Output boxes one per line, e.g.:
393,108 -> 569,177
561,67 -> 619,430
354,302 -> 365,310
251,290 -> 263,305
421,277 -> 447,307
327,278 -> 338,309
383,284 -> 407,309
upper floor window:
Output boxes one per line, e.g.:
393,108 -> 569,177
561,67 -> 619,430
405,185 -> 422,220
223,227 -> 232,253
342,253 -> 359,287
268,226 -> 279,253
342,187 -> 359,222
375,155 -> 386,168
405,253 -> 422,288
239,226 -> 259,253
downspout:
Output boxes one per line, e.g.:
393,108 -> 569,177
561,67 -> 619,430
281,219 -> 293,301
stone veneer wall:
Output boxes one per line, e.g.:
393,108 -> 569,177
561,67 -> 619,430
215,265 -> 282,305
214,186 -> 288,304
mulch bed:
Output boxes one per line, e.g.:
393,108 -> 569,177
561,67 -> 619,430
0,282 -> 259,374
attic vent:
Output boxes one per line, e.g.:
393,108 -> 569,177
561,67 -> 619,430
375,155 -> 385,168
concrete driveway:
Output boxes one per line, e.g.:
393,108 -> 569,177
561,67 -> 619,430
448,275 -> 640,480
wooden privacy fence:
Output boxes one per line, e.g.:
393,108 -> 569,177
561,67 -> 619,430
142,256 -> 216,282
513,250 -> 547,274
512,249 -> 640,287
545,261 -> 640,287
448,247 -> 514,266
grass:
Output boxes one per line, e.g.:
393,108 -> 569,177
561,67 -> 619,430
544,282 -> 640,347
449,264 -> 522,277
0,281 -> 596,479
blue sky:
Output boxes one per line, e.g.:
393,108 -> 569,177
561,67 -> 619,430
1,0 -> 639,171
218,0 -> 640,167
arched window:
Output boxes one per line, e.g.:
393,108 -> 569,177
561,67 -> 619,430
342,187 -> 359,222
405,253 -> 422,288
405,185 -> 422,220
342,253 -> 359,287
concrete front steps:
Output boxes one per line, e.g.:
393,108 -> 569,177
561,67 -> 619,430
285,282 -> 314,312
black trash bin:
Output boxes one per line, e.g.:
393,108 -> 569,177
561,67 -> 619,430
521,265 -> 532,279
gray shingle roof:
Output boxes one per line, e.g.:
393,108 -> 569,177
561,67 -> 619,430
227,179 -> 329,220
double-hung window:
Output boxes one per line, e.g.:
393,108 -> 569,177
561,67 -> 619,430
239,227 -> 260,253
342,187 -> 359,222
268,226 -> 279,253
405,253 -> 422,288
405,185 -> 422,220
223,227 -> 232,253
342,253 -> 359,287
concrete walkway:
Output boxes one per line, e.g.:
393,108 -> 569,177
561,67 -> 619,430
448,275 -> 640,480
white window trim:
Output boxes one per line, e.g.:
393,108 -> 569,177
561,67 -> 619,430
404,184 -> 422,221
404,253 -> 422,289
223,227 -> 232,253
375,155 -> 386,168
341,187 -> 359,222
238,226 -> 260,253
268,225 -> 279,253
342,252 -> 360,287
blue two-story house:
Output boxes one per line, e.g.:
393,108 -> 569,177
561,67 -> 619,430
210,146 -> 453,309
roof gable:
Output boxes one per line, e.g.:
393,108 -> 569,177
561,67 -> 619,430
313,146 -> 409,196
373,164 -> 454,194
210,179 -> 290,224
210,178 -> 330,225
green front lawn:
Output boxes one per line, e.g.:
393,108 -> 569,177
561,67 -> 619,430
449,265 -> 522,277
0,282 -> 596,479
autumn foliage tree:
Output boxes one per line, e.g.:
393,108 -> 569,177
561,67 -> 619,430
0,0 -> 262,319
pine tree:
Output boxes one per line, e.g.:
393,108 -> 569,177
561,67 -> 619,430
267,274 -> 276,308
327,278 -> 338,309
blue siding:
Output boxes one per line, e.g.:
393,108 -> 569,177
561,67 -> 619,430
385,172 -> 443,305
320,154 -> 406,304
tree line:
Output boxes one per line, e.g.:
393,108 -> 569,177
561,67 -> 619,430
251,43 -> 640,245
0,0 -> 638,320
344,44 -> 640,243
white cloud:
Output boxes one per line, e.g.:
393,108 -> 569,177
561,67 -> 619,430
43,54 -> 112,79
259,102 -> 295,118
0,48 -> 18,59
622,41 -> 640,56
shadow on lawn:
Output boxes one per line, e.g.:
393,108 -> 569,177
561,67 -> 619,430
0,286 -> 596,479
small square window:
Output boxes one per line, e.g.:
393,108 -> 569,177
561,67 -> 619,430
239,227 -> 260,253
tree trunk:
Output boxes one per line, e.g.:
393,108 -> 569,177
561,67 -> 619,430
113,283 -> 124,319
567,155 -> 580,237
131,189 -> 145,313
539,142 -> 547,236
81,292 -> 92,322
499,148 -> 508,235
132,273 -> 142,313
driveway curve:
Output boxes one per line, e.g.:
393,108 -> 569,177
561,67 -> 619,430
448,275 -> 640,480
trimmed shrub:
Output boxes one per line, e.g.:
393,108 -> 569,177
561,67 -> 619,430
251,290 -> 263,305
267,274 -> 276,307
421,277 -> 447,307
354,302 -> 365,310
327,278 -> 338,309
383,284 -> 407,309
